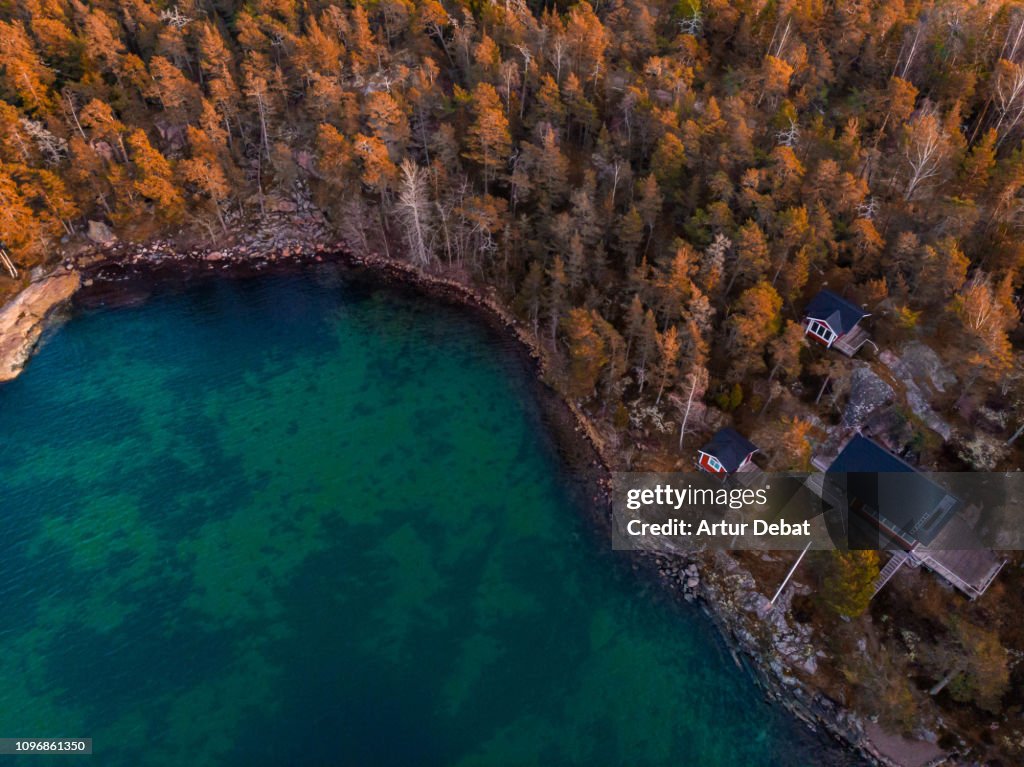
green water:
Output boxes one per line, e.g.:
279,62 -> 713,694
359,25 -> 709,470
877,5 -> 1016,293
0,269 -> 858,766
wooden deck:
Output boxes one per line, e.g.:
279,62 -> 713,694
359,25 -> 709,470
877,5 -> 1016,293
832,325 -> 871,356
911,513 -> 1007,599
733,460 -> 766,488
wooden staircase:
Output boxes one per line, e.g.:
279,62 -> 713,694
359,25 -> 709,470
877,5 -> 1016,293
873,551 -> 909,596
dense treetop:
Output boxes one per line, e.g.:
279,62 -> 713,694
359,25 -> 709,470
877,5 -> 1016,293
1,0 -> 1023,445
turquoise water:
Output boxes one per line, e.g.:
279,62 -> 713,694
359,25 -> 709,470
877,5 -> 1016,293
0,269 -> 858,766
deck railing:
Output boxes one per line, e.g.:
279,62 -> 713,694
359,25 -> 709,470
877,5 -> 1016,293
832,325 -> 870,356
910,547 -> 1007,600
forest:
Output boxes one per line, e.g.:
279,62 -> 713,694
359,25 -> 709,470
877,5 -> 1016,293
2,0 -> 1024,758
1,0 -> 1022,463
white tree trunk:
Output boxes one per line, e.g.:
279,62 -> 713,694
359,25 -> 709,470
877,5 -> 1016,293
396,160 -> 434,268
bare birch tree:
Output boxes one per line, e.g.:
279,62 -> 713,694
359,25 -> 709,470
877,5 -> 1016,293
671,365 -> 708,450
395,159 -> 435,268
894,20 -> 925,80
901,108 -> 951,201
991,59 -> 1024,145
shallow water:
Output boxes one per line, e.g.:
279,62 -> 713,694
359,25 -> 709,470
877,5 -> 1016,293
0,269 -> 861,766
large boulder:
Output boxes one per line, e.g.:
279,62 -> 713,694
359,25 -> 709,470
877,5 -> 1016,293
879,342 -> 955,440
842,365 -> 895,428
86,220 -> 117,245
892,341 -> 956,393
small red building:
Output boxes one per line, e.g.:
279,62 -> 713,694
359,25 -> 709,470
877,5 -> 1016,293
803,289 -> 871,356
696,428 -> 758,475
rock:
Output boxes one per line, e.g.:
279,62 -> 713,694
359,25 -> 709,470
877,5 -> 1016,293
154,121 -> 188,152
880,342 -> 956,440
905,384 -> 953,440
842,365 -> 895,428
86,220 -> 117,245
686,577 -> 700,589
92,140 -> 114,163
897,341 -> 957,393
0,271 -> 81,382
265,196 -> 298,213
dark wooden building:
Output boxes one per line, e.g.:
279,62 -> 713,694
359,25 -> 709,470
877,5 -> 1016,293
825,435 -> 1005,599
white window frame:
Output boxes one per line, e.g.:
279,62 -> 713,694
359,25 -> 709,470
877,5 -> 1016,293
807,320 -> 836,345
707,455 -> 724,472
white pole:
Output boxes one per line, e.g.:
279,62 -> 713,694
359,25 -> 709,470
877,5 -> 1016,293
769,539 -> 812,607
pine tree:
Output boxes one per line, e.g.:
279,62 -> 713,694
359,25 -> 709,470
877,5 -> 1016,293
124,129 -> 183,224
768,321 -> 805,384
654,324 -> 681,405
953,272 -> 1017,389
517,260 -> 545,333
729,220 -> 770,293
635,309 -> 659,392
729,281 -> 782,379
546,255 -> 568,342
353,134 -> 397,196
463,83 -> 511,194
364,91 -> 410,160
179,127 -> 231,234
819,550 -> 879,619
561,308 -> 610,400
0,20 -> 54,114
0,162 -> 49,267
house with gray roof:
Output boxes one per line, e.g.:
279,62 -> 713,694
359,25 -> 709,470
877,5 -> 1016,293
823,434 -> 1005,599
803,289 -> 872,356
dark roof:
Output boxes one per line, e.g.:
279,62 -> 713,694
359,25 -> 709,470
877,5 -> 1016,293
827,435 -> 960,546
804,290 -> 869,335
700,428 -> 757,472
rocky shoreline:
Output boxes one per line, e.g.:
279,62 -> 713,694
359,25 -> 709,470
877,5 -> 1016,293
0,270 -> 81,383
1,238 -> 927,767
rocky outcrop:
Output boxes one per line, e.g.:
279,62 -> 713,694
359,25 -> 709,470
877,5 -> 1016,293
879,343 -> 955,441
0,270 -> 81,383
86,220 -> 117,245
843,364 -> 896,428
665,550 -> 950,767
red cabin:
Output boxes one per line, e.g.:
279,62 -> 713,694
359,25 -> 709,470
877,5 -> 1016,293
696,428 -> 758,476
803,289 -> 871,356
